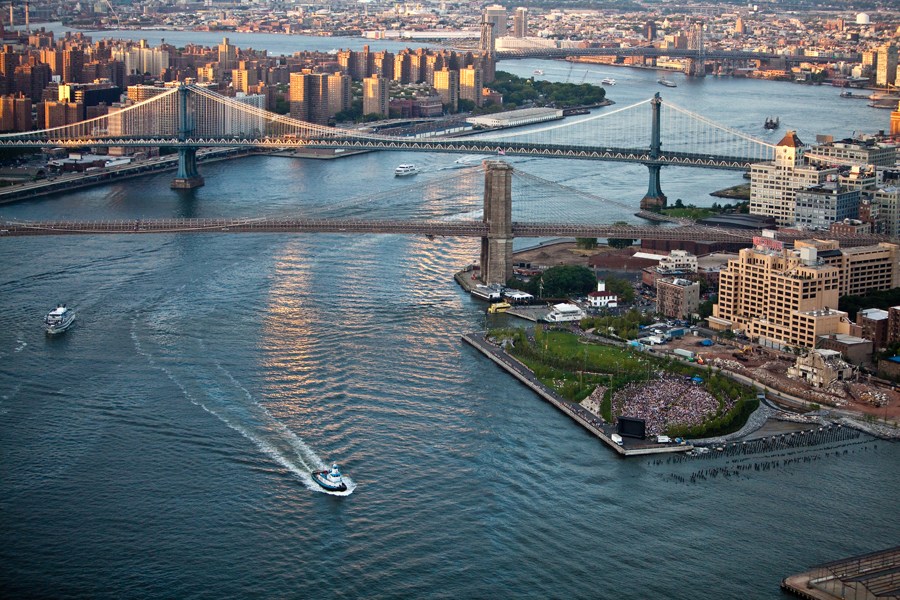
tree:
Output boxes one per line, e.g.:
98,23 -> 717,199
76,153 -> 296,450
699,294 -> 717,319
607,222 -> 635,249
535,265 -> 596,297
603,274 -> 636,303
576,237 -> 598,249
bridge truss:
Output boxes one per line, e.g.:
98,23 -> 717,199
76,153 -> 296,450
0,85 -> 775,169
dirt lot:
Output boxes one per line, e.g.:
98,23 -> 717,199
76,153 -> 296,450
665,336 -> 900,422
513,241 -> 594,268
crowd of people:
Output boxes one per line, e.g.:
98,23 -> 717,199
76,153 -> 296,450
612,374 -> 728,436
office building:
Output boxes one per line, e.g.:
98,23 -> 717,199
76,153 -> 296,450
806,137 -> 897,168
749,130 -> 838,226
710,235 -> 850,349
793,184 -> 860,230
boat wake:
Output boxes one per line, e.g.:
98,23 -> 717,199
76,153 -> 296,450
131,325 -> 355,495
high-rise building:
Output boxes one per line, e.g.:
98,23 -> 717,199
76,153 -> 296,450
232,67 -> 258,94
484,5 -> 507,40
363,75 -> 388,117
459,65 -> 483,107
876,43 -> 898,87
734,17 -> 745,35
393,53 -> 411,84
43,99 -> 83,128
290,72 -> 330,125
644,20 -> 658,41
433,67 -> 458,113
512,8 -> 528,38
0,93 -> 31,131
327,71 -> 350,118
372,51 -> 394,80
749,130 -> 838,226
217,37 -> 237,73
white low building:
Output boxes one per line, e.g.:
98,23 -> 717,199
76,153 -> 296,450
588,280 -> 618,308
544,303 -> 585,323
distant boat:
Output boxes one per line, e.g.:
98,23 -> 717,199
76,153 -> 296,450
533,69 -> 544,76
394,163 -> 419,177
487,301 -> 511,314
764,116 -> 780,129
601,78 -> 616,85
657,78 -> 677,87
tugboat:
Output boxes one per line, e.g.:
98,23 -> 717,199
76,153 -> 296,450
764,116 -> 780,130
44,304 -> 75,334
312,463 -> 348,492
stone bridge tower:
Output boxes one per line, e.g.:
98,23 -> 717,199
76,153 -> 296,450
480,160 -> 513,285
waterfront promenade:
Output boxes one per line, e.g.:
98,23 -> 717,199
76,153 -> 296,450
462,331 -> 691,456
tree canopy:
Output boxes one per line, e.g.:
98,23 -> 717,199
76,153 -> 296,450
488,71 -> 606,108
537,265 -> 597,297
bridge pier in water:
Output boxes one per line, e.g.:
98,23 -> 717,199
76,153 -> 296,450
480,160 -> 513,285
171,147 -> 205,189
640,92 -> 667,211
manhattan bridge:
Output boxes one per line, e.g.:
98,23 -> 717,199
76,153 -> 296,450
0,84 -> 883,283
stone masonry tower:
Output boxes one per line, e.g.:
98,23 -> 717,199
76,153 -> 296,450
480,160 -> 513,285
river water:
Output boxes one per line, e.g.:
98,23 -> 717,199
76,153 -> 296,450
1,37 -> 898,598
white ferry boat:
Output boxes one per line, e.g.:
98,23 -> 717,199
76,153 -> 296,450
394,164 -> 419,177
312,463 -> 348,492
601,78 -> 616,85
657,78 -> 677,88
533,69 -> 544,76
45,304 -> 75,334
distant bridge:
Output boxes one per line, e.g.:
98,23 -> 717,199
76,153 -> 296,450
0,84 -> 777,208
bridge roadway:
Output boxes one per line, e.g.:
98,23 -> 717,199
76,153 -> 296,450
494,47 -> 857,63
0,217 -> 890,246
0,137 -> 762,170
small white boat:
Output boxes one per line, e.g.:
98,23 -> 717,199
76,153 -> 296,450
394,163 -> 419,177
532,69 -> 544,76
601,78 -> 616,85
45,304 -> 75,334
312,463 -> 348,492
657,78 -> 677,87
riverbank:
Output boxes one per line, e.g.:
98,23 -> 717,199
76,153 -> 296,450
710,183 -> 750,200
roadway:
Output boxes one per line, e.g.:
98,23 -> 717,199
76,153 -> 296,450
0,217 -> 891,246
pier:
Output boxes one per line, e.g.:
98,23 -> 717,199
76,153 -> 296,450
462,331 -> 692,457
781,546 -> 900,600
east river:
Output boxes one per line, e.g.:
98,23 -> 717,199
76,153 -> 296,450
1,30 -> 898,598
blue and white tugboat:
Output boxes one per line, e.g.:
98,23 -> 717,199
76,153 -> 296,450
312,463 -> 348,492
44,304 -> 75,334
